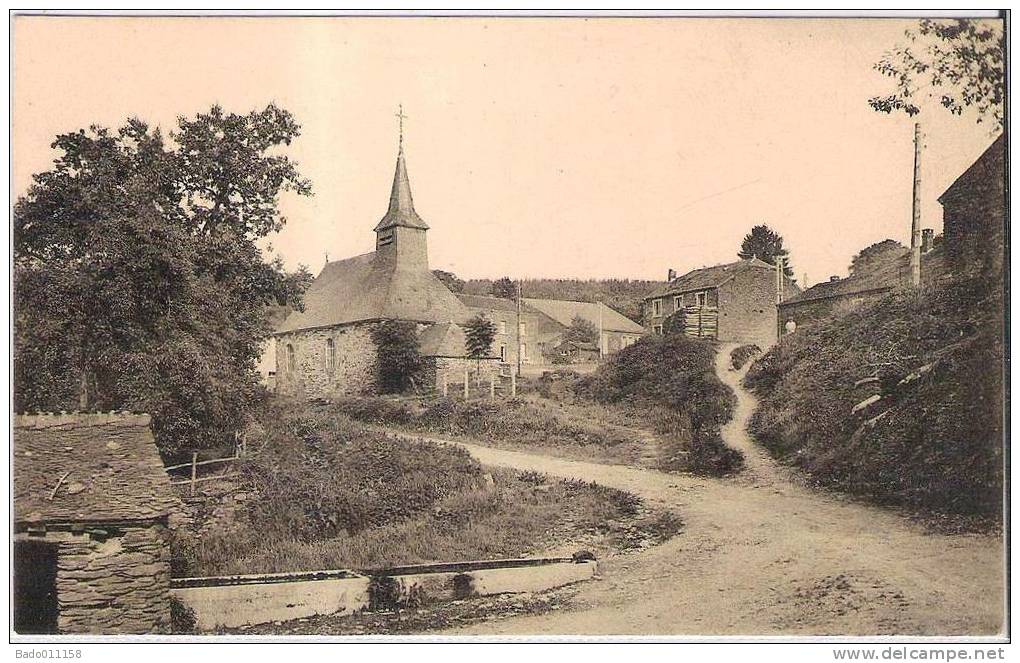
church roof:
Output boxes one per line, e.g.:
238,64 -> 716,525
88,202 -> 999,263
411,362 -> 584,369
374,144 -> 429,232
275,252 -> 470,333
522,298 -> 645,334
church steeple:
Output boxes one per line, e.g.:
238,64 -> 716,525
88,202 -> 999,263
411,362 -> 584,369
374,105 -> 429,233
374,106 -> 429,270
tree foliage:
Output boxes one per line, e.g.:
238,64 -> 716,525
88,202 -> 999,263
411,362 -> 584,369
370,321 -> 423,393
564,315 -> 599,345
432,269 -> 465,293
465,277 -> 654,324
491,276 -> 517,300
848,239 -> 906,277
738,224 -> 794,277
13,104 -> 312,453
463,315 -> 497,363
869,18 -> 1004,130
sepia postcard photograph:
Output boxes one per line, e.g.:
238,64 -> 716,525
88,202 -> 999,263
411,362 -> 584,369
5,8 -> 1011,656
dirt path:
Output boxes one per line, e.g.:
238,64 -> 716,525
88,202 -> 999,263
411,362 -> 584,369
395,345 -> 1004,636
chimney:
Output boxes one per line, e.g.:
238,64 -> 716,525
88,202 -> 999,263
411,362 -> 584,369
830,275 -> 841,282
667,268 -> 676,281
921,228 -> 934,253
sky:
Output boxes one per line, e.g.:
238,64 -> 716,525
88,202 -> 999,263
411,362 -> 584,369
12,16 -> 1003,287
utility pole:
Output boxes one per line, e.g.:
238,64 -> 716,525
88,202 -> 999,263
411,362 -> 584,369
910,122 -> 922,287
775,256 -> 786,305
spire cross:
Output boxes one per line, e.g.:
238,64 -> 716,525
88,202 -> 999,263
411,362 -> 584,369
395,104 -> 408,144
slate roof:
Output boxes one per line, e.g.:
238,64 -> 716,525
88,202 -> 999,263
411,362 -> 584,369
939,134 -> 1005,204
14,413 -> 179,525
647,257 -> 778,298
781,245 -> 909,306
457,294 -> 519,312
276,252 -> 471,333
522,298 -> 645,334
374,144 -> 428,232
419,322 -> 498,359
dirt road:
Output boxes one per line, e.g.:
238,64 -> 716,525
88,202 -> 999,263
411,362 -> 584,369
420,346 -> 1005,636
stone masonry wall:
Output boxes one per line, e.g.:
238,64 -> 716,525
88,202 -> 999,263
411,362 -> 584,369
56,523 -> 170,634
274,323 -> 379,399
717,269 -> 778,349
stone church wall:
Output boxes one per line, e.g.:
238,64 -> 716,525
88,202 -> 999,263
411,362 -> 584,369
274,323 -> 379,399
56,522 -> 171,634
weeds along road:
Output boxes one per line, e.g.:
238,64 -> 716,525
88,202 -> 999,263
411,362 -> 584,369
386,345 -> 1004,636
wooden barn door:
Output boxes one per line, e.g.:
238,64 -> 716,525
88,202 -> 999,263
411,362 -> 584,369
14,540 -> 59,634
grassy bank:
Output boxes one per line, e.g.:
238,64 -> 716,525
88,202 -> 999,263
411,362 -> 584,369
173,402 -> 682,577
744,278 -> 1004,529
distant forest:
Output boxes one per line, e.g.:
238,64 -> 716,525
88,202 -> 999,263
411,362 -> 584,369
464,277 -> 658,323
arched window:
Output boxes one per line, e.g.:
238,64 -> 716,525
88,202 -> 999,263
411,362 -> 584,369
286,344 -> 295,373
326,338 -> 336,373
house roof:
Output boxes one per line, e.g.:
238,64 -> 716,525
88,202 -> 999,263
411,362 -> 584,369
781,245 -> 909,306
522,298 -> 645,334
939,134 -> 1005,204
456,294 -> 519,312
276,252 -> 471,333
14,413 -> 179,525
419,322 -> 498,359
555,339 -> 599,351
374,143 -> 428,232
647,257 -> 778,298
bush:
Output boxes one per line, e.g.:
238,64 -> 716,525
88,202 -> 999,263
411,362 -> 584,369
744,278 -> 1004,525
729,344 -> 761,370
169,595 -> 197,634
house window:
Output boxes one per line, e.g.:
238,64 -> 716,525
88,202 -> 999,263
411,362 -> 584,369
499,320 -> 507,335
652,299 -> 662,317
500,345 -> 507,361
674,295 -> 683,310
696,292 -> 707,307
286,344 -> 295,372
521,342 -> 528,361
653,325 -> 663,335
325,338 -> 336,374
519,321 -> 527,336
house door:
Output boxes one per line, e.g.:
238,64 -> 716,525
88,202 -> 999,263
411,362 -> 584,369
14,540 -> 59,634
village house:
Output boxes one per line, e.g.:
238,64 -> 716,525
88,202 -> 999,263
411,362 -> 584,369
522,298 -> 644,358
273,133 -> 500,398
13,412 -> 179,635
938,133 -> 1005,277
780,133 -> 1004,336
644,257 -> 800,348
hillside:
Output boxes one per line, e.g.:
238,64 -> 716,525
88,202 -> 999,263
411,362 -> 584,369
744,277 -> 1004,529
463,278 -> 657,323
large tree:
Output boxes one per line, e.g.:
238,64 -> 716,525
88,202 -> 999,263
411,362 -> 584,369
564,314 -> 599,345
491,276 -> 517,300
463,314 -> 496,377
738,224 -> 794,278
14,105 -> 312,454
869,18 -> 1004,130
432,269 -> 465,293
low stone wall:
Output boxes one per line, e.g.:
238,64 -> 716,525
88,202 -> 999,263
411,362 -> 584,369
170,558 -> 597,630
172,570 -> 370,630
57,523 -> 171,634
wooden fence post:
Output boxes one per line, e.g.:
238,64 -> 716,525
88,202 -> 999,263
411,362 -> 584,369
463,367 -> 470,399
190,451 -> 198,496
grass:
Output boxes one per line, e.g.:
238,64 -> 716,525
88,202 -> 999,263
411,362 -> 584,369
334,394 -> 647,465
744,277 -> 1004,529
173,401 -> 683,577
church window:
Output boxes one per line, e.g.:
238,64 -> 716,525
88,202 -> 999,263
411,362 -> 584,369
326,338 -> 336,374
286,344 -> 295,372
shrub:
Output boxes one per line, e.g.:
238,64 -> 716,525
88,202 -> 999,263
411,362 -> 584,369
169,595 -> 197,634
371,320 -> 423,393
729,344 -> 762,370
744,278 -> 1004,525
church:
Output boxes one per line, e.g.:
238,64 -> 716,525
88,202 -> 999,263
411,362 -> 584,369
272,127 -> 500,398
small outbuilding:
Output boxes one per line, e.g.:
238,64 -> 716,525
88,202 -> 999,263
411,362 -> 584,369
13,412 -> 179,634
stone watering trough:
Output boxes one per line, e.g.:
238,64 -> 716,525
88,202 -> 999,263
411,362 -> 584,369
171,555 -> 598,630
